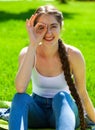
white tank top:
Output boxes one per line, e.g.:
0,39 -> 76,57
31,67 -> 70,98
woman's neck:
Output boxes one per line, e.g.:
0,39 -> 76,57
37,43 -> 59,58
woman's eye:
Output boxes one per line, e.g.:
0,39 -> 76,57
38,25 -> 44,30
51,25 -> 57,29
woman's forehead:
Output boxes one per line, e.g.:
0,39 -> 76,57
37,14 -> 59,25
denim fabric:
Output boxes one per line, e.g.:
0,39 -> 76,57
9,92 -> 80,130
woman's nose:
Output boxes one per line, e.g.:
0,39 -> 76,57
46,27 -> 52,35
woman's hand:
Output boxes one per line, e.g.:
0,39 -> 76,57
26,14 -> 47,48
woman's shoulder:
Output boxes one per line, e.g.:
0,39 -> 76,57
19,46 -> 28,57
65,44 -> 83,59
65,44 -> 81,55
65,44 -> 85,67
18,46 -> 29,65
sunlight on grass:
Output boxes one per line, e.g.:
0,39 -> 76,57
0,1 -> 95,106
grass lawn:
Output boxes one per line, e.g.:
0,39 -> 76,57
0,0 -> 95,107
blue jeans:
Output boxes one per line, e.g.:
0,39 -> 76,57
9,92 -> 80,130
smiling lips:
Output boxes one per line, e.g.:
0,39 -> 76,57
44,37 -> 54,42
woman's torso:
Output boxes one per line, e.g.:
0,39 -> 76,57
31,44 -> 72,98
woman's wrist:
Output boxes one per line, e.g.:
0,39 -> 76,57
28,43 -> 37,53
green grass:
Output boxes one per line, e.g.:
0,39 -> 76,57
0,1 -> 95,106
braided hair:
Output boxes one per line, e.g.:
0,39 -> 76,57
58,39 -> 86,130
34,5 -> 86,129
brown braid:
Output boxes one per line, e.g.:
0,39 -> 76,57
58,39 -> 86,130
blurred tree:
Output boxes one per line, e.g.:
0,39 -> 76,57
58,0 -> 68,4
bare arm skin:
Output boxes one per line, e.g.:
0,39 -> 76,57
15,45 -> 36,93
15,14 -> 47,93
68,45 -> 95,123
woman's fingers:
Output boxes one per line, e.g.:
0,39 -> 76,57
26,13 -> 38,28
26,16 -> 47,45
35,22 -> 47,34
30,13 -> 38,27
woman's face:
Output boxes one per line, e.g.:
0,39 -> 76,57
36,14 -> 61,46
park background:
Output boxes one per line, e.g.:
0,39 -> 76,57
0,0 -> 95,107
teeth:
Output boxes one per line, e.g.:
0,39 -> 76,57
45,37 -> 53,41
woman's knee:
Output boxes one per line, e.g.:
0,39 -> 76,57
52,91 -> 66,106
52,91 -> 79,128
12,93 -> 32,106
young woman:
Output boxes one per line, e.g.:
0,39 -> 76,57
9,5 -> 95,130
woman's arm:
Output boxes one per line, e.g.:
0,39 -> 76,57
69,46 -> 95,123
15,45 -> 36,93
15,14 -> 47,93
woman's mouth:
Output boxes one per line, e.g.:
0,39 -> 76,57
44,37 -> 54,42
